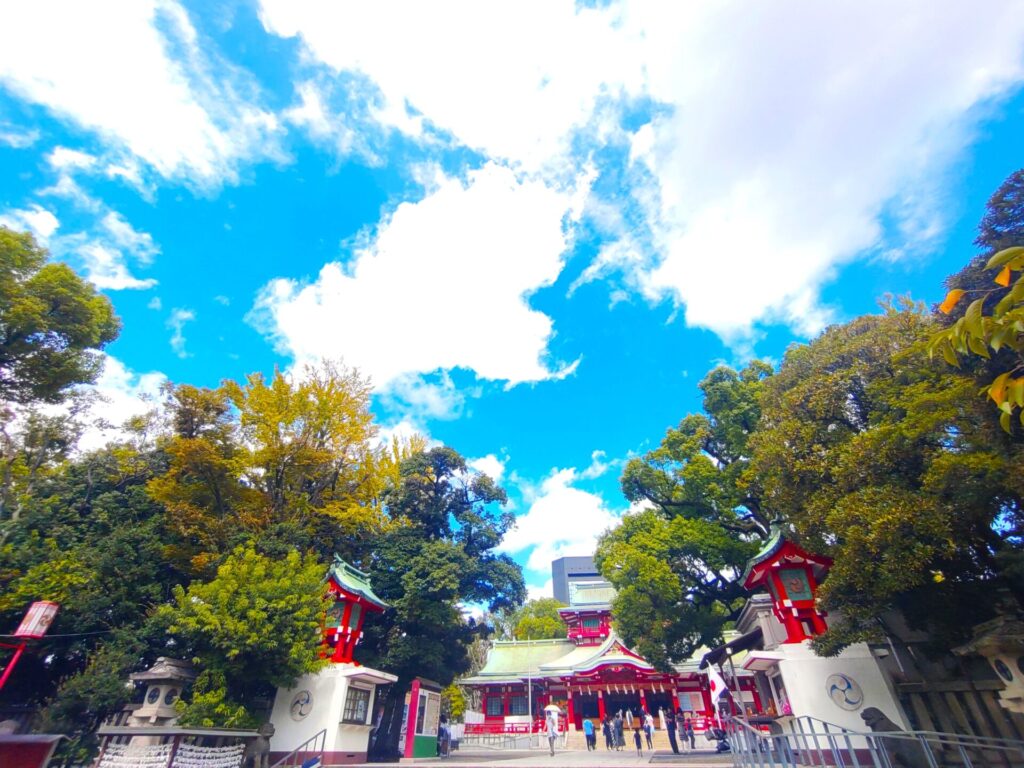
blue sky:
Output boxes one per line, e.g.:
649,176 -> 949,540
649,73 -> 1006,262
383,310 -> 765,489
1,1 -> 1023,598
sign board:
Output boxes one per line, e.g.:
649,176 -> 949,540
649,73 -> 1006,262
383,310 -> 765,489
14,602 -> 59,639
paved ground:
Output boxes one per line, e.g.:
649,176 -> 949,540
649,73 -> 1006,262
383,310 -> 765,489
366,746 -> 733,768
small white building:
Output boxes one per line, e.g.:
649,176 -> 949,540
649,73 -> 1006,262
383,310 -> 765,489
268,556 -> 397,766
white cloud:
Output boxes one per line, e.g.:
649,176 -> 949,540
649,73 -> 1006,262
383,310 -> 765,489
101,211 -> 160,265
258,0 -> 638,173
167,307 -> 196,357
148,296 -> 163,311
77,354 -> 167,451
259,0 -> 1024,343
527,578 -> 554,602
0,124 -> 39,148
499,467 -> 620,574
580,449 -> 618,480
283,80 -> 380,164
469,454 -> 506,484
213,295 -> 230,306
0,1 -> 282,187
377,372 -> 466,422
253,163 -> 581,388
39,174 -> 101,213
0,204 -> 60,244
74,241 -> 156,290
595,2 -> 1024,340
47,146 -> 98,171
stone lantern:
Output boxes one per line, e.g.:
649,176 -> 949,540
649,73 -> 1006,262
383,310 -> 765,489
955,604 -> 1024,714
127,658 -> 196,726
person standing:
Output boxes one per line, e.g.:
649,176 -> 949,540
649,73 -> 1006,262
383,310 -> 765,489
665,707 -> 680,754
633,726 -> 643,757
684,715 -> 696,750
602,717 -> 613,750
613,712 -> 625,751
546,712 -> 558,756
643,710 -> 654,751
582,718 -> 595,751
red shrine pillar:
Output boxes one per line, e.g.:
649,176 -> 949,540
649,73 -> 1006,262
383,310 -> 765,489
566,690 -> 575,731
639,688 -> 648,714
598,690 -> 606,720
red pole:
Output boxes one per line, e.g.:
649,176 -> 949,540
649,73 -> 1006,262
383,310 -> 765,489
0,642 -> 26,691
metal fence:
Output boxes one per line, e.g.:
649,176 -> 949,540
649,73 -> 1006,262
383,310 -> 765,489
724,715 -> 1024,768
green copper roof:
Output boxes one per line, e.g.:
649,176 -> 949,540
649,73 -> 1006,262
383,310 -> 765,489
740,516 -> 785,586
462,639 -> 577,684
328,555 -> 388,610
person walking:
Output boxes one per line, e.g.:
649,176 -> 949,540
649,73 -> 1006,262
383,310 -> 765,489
665,707 -> 680,754
602,717 -> 613,750
582,718 -> 595,751
633,726 -> 643,757
643,710 -> 654,750
613,712 -> 625,751
545,712 -> 558,756
684,715 -> 696,750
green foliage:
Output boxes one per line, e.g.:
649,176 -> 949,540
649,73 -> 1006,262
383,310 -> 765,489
932,246 -> 1024,431
161,545 -> 329,722
751,303 -> 1023,654
35,636 -> 144,764
176,670 -> 257,729
0,227 -> 119,407
598,362 -> 770,667
511,598 -> 566,640
0,443 -> 176,708
361,447 -> 524,756
441,683 -> 465,721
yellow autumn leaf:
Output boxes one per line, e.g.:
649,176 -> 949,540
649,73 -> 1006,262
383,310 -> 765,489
938,288 -> 965,314
995,265 -> 1013,287
990,372 -> 1012,405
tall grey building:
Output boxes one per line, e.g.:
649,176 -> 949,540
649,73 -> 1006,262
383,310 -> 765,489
551,555 -> 605,604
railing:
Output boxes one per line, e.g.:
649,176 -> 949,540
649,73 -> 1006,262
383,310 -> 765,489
464,716 -> 567,735
724,715 -> 1024,768
269,729 -> 326,768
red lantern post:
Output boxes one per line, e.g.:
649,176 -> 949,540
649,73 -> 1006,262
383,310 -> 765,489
1,602 -> 60,691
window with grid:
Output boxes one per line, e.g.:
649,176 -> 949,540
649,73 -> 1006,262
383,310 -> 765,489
509,695 -> 528,716
342,687 -> 371,724
582,618 -> 600,629
486,696 -> 504,716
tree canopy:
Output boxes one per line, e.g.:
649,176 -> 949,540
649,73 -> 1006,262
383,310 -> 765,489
0,342 -> 525,761
0,227 -> 119,407
509,597 -> 566,640
597,362 -> 770,668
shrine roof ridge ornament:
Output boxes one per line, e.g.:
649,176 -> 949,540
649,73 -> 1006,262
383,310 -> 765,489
740,515 -> 832,590
327,554 -> 389,611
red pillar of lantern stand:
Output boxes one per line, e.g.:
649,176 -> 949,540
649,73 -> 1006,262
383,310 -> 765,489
1,601 -> 60,692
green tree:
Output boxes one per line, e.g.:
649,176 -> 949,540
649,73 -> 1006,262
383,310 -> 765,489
597,362 -> 771,668
0,228 -> 120,524
511,598 -> 566,640
362,447 -> 524,758
0,442 -> 176,694
930,170 -> 1024,429
0,227 -> 120,407
159,545 -> 329,725
148,363 -> 391,574
751,303 -> 1023,654
932,246 -> 1024,431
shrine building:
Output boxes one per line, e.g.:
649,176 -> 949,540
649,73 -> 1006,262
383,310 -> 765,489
461,580 -> 763,732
